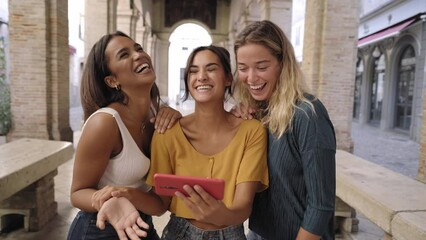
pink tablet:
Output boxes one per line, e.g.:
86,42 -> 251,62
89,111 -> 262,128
154,173 -> 225,200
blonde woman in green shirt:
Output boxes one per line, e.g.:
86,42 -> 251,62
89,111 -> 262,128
234,20 -> 336,240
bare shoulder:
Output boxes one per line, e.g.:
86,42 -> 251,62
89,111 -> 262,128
178,113 -> 194,129
79,111 -> 120,148
83,112 -> 118,134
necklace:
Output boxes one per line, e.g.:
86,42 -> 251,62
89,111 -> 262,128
141,122 -> 146,135
140,105 -> 154,135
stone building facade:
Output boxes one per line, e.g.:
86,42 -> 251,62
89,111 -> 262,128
354,0 -> 426,182
355,0 -> 425,143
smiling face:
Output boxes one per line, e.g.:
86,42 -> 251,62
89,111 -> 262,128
236,43 -> 281,101
187,49 -> 231,103
104,36 -> 155,90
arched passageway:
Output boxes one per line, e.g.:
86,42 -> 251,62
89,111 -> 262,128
168,23 -> 212,104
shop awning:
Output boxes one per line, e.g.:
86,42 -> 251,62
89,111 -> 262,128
358,18 -> 416,48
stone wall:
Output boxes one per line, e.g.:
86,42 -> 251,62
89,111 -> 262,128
84,0 -> 113,59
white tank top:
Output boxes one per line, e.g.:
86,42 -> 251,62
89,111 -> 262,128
82,107 -> 151,192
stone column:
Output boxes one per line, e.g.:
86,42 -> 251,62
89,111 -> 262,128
358,47 -> 372,125
154,38 -> 170,96
135,19 -> 146,46
146,31 -> 156,62
380,42 -> 396,131
418,87 -> 426,183
84,0 -> 117,59
302,0 -> 360,234
8,0 -> 72,141
416,23 -> 426,183
117,0 -> 139,39
260,0 -> 292,37
302,0 -> 359,152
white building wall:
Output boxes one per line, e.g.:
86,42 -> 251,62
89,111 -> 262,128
68,0 -> 85,108
359,0 -> 426,38
291,0 -> 306,61
0,0 -> 9,83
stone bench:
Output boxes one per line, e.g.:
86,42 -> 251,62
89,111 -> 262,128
335,150 -> 426,240
0,138 -> 74,231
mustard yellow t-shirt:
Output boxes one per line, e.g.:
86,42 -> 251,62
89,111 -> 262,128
146,118 -> 269,219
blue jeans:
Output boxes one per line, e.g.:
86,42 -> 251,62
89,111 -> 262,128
161,214 -> 246,240
67,210 -> 159,240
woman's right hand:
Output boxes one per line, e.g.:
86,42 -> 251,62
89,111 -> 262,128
175,185 -> 226,226
91,185 -> 130,211
230,102 -> 256,120
150,105 -> 182,133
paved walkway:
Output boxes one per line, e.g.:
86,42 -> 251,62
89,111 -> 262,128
0,106 -> 421,239
351,121 -> 419,178
344,121 -> 419,240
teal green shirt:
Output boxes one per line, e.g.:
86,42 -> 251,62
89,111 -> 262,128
249,95 -> 336,240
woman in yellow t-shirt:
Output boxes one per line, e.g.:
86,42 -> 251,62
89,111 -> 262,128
97,45 -> 268,240
146,45 -> 268,239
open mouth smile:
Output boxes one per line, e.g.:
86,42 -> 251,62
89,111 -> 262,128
249,83 -> 267,91
135,63 -> 150,73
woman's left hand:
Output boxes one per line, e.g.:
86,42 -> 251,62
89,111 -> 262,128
175,185 -> 226,226
150,106 -> 182,134
229,103 -> 256,120
97,197 -> 149,240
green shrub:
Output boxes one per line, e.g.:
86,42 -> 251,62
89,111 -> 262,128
0,38 -> 10,135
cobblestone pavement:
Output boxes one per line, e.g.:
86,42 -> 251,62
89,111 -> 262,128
0,106 -> 421,239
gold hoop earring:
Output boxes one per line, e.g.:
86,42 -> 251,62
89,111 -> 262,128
115,85 -> 121,91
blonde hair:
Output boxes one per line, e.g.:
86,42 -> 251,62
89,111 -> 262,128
234,20 -> 314,138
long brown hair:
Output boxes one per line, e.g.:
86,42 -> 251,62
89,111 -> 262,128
80,31 -> 160,120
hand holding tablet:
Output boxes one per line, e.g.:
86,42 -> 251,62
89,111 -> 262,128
153,173 -> 225,200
